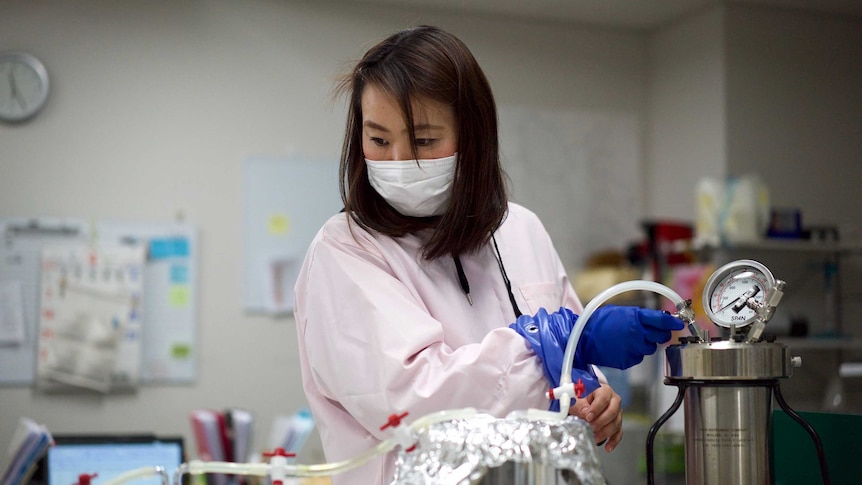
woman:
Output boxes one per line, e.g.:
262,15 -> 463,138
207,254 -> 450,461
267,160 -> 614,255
294,25 -> 682,483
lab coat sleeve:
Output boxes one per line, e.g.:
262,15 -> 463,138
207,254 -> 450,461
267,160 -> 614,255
296,232 -> 549,441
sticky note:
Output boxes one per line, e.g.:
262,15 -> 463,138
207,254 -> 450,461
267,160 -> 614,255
149,237 -> 190,260
169,285 -> 190,307
170,264 -> 189,284
171,343 -> 191,360
269,214 -> 290,235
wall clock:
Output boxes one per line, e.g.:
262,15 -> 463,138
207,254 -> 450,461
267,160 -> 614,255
0,51 -> 50,123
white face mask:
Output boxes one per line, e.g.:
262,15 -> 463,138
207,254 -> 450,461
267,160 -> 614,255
365,153 -> 457,217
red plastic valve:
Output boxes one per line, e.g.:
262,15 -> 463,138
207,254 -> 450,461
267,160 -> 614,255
262,448 -> 295,485
380,412 -> 416,453
263,447 -> 296,458
77,473 -> 98,485
380,412 -> 409,431
575,378 -> 585,399
379,412 -> 416,452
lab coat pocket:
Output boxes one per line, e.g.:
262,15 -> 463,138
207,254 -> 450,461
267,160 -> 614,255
519,282 -> 562,316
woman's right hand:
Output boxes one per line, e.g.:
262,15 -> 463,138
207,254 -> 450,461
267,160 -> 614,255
569,382 -> 623,452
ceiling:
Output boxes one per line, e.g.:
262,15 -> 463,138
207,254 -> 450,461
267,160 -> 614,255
343,0 -> 862,30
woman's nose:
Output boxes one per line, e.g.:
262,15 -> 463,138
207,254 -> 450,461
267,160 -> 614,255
391,144 -> 412,161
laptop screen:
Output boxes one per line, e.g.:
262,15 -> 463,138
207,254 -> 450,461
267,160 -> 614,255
45,435 -> 184,485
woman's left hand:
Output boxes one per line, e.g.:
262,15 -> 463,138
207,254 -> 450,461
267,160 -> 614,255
568,382 -> 623,452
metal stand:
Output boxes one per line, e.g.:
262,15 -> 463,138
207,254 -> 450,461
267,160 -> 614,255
645,379 -> 831,485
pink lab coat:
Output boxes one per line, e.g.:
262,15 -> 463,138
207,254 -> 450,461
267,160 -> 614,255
294,203 -> 585,484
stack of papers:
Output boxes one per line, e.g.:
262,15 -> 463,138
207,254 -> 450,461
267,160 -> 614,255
1,418 -> 53,485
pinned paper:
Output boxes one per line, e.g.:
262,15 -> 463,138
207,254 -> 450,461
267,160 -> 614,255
37,245 -> 145,393
0,281 -> 26,345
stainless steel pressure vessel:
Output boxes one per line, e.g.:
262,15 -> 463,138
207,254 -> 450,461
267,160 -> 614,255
664,338 -> 794,485
479,461 -> 584,484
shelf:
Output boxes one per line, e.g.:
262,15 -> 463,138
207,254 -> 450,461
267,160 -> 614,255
704,240 -> 862,254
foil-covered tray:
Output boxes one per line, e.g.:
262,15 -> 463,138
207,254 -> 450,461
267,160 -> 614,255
392,414 -> 606,484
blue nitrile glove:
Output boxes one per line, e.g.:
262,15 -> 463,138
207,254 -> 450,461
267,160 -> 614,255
510,307 -> 601,411
574,304 -> 685,370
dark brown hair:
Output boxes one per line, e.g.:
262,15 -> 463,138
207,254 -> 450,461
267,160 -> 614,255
336,25 -> 508,260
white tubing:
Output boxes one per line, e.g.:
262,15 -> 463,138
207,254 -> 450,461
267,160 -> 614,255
508,280 -> 686,421
173,408 -> 480,484
555,280 -> 687,417
101,466 -> 168,485
174,446 -> 391,483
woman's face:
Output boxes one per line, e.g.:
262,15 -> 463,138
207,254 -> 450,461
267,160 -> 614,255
360,84 -> 458,162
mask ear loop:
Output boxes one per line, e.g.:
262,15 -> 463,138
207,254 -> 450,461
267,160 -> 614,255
492,235 -> 523,318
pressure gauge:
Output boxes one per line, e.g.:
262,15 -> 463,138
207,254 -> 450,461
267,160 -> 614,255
703,260 -> 776,328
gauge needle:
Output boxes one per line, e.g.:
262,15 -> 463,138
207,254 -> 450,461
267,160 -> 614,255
717,286 -> 760,313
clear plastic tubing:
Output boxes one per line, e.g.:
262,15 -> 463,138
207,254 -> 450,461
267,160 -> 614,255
101,466 -> 168,485
558,280 -> 687,394
172,408 -> 479,484
173,445 -> 391,484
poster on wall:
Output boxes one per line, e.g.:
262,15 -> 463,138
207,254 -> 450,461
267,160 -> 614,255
242,155 -> 342,315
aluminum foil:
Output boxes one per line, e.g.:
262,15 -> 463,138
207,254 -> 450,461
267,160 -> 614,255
392,414 -> 607,484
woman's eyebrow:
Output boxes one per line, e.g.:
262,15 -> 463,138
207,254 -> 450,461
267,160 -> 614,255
363,120 -> 445,133
363,120 -> 390,132
413,123 -> 445,131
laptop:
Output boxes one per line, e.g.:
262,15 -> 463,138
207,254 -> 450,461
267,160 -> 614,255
35,434 -> 185,485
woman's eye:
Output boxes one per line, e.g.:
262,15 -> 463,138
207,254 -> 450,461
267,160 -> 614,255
370,137 -> 388,147
415,138 -> 435,147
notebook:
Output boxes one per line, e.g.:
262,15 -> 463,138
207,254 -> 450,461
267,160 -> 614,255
39,434 -> 184,485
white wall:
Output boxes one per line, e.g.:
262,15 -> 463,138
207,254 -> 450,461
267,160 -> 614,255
0,0 -> 648,469
726,4 -> 862,230
645,6 -> 727,221
723,3 -> 862,349
646,4 -> 862,235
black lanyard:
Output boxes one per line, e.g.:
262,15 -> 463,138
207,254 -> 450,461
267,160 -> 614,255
452,235 -> 523,318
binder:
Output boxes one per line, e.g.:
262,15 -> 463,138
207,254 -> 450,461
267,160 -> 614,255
1,418 -> 53,485
225,408 -> 254,463
189,409 -> 228,485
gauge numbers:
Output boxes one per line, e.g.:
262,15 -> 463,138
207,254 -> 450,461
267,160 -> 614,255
703,260 -> 775,328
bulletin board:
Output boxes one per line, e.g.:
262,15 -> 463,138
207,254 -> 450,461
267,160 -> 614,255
0,218 -> 198,388
242,155 -> 342,315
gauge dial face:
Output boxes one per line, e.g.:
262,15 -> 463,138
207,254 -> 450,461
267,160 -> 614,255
703,260 -> 775,328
